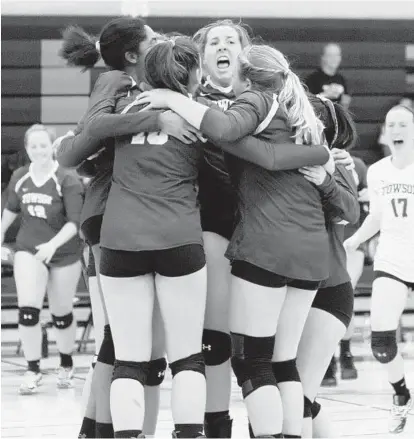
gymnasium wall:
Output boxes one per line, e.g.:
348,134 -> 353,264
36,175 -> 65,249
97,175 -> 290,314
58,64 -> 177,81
1,12 -> 414,170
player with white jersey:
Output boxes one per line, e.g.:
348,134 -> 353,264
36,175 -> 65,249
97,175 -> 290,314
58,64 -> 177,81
345,105 -> 414,434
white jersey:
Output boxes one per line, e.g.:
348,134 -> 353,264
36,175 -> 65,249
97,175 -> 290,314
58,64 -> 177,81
367,157 -> 414,282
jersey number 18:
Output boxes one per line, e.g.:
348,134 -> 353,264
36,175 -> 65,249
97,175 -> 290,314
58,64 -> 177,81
131,132 -> 168,145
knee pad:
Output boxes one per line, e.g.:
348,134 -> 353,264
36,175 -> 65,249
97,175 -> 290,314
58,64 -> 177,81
169,352 -> 205,378
304,396 -> 313,418
371,330 -> 397,364
272,358 -> 300,383
202,329 -> 232,366
146,357 -> 167,386
52,312 -> 74,329
19,307 -> 40,327
112,360 -> 150,386
311,401 -> 321,419
230,332 -> 277,399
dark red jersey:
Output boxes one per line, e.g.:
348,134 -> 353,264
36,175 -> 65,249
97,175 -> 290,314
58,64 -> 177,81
195,79 -> 237,231
201,89 -> 330,281
6,163 -> 83,260
56,71 -> 160,231
318,165 -> 359,288
100,91 -> 204,251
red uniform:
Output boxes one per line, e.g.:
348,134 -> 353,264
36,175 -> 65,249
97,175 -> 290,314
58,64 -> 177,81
100,90 -> 204,252
6,163 -> 84,266
200,90 -> 330,282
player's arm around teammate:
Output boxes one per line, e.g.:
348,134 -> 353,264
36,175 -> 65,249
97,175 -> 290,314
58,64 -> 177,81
1,124 -> 84,395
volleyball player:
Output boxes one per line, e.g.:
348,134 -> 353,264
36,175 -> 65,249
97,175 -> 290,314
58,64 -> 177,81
344,105 -> 414,434
1,124 -> 84,394
137,43 -> 335,438
57,18 -> 194,437
295,97 -> 360,438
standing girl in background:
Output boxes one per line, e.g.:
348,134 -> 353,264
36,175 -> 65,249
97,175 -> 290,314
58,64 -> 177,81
345,105 -> 414,434
1,124 -> 84,395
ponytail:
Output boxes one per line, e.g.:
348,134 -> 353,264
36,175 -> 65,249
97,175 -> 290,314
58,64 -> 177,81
59,25 -> 101,71
278,71 -> 324,145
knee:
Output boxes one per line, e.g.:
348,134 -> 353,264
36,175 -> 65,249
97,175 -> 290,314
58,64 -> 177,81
202,329 -> 232,366
146,357 -> 167,386
51,312 -> 74,329
371,330 -> 397,364
230,332 -> 276,398
169,352 -> 205,378
18,307 -> 40,327
272,358 -> 300,383
112,360 -> 150,386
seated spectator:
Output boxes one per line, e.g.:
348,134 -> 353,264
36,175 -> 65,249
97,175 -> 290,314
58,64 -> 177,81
305,43 -> 351,109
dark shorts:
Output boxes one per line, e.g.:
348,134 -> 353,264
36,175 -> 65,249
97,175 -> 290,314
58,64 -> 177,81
374,271 -> 414,290
14,247 -> 81,269
231,260 -> 320,291
311,281 -> 354,328
100,244 -> 206,278
200,212 -> 235,241
81,215 -> 103,247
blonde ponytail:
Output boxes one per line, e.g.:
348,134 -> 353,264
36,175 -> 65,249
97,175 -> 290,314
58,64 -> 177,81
278,71 -> 324,145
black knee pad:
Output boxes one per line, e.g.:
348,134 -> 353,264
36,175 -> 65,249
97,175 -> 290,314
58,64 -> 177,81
272,358 -> 300,383
112,360 -> 150,386
19,307 -> 40,327
311,401 -> 321,419
202,329 -> 232,366
304,396 -> 313,418
52,312 -> 74,329
146,357 -> 167,386
169,352 -> 205,378
371,330 -> 397,364
230,332 -> 277,399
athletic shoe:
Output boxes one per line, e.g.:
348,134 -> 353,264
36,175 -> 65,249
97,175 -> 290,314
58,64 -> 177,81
321,357 -> 337,387
340,351 -> 358,380
19,370 -> 42,395
57,366 -> 74,389
388,395 -> 412,433
172,431 -> 205,438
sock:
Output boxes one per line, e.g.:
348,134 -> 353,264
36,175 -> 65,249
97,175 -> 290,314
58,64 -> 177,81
391,377 -> 411,402
174,423 -> 204,438
204,410 -> 230,424
28,360 -> 40,373
284,435 -> 301,438
60,353 -> 73,368
340,339 -> 351,356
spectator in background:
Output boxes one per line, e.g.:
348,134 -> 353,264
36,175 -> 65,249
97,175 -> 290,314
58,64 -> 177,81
306,43 -> 351,109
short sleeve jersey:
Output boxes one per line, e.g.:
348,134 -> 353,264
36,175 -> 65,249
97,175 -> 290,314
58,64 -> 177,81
100,91 -> 204,251
222,90 -> 330,281
6,163 -> 83,259
367,157 -> 414,282
305,68 -> 348,103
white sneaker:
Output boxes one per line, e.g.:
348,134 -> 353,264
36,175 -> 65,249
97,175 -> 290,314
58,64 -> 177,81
19,370 -> 42,395
57,366 -> 74,389
388,395 -> 412,433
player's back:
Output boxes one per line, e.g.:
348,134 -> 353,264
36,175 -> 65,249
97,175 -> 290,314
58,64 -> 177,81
226,90 -> 329,281
101,91 -> 204,252
369,157 -> 414,280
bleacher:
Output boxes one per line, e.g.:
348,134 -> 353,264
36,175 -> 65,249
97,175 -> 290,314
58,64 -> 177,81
2,15 -> 414,346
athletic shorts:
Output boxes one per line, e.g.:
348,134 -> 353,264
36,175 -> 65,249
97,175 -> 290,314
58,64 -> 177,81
200,211 -> 235,241
81,215 -> 103,247
14,247 -> 81,269
100,244 -> 206,278
231,260 -> 320,291
374,271 -> 414,290
311,281 -> 354,328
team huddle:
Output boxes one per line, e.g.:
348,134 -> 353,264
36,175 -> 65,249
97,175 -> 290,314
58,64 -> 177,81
1,16 -> 413,439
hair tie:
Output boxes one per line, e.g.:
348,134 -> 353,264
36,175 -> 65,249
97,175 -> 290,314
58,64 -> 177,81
95,41 -> 100,52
